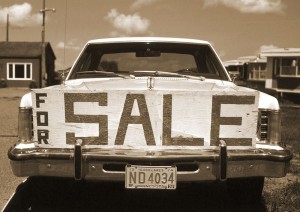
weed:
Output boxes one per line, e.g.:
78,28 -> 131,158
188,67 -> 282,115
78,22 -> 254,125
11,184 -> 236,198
264,181 -> 300,211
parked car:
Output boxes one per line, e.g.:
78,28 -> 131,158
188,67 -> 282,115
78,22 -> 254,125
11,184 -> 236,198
8,37 -> 292,200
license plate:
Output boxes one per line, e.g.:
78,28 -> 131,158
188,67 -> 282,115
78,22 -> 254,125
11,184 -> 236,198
125,165 -> 177,189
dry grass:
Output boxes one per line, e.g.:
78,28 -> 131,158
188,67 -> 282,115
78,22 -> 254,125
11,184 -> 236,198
281,106 -> 300,154
264,180 -> 300,212
263,105 -> 300,211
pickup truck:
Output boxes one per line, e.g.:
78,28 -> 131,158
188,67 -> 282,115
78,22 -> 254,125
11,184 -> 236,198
8,37 -> 292,200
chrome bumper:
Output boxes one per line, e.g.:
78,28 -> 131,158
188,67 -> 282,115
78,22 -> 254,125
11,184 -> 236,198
8,141 -> 292,182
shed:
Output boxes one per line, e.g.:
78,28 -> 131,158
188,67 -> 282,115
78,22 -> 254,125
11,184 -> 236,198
0,42 -> 56,88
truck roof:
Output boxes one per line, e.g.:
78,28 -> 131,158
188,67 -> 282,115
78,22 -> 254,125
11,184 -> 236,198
87,37 -> 210,45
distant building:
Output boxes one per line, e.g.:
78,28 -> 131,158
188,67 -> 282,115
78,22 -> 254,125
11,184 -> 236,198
0,42 -> 56,88
223,56 -> 267,91
223,59 -> 246,85
260,48 -> 300,97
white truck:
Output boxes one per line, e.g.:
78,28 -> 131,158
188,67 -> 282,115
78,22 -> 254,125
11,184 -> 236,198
9,37 -> 292,200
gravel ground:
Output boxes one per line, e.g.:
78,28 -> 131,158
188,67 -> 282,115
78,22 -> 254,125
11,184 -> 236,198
0,88 -> 29,210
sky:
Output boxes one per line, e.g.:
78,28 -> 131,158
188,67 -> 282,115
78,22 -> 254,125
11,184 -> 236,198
0,0 -> 299,70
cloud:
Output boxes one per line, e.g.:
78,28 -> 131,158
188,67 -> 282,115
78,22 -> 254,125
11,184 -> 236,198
203,0 -> 285,14
259,44 -> 279,51
56,40 -> 81,50
55,40 -> 82,70
56,41 -> 65,49
253,44 -> 279,55
130,0 -> 160,10
0,3 -> 42,27
105,9 -> 150,36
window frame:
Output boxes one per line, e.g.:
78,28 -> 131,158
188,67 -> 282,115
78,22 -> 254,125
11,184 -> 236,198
248,63 -> 267,81
6,62 -> 33,80
274,57 -> 300,77
69,42 -> 229,81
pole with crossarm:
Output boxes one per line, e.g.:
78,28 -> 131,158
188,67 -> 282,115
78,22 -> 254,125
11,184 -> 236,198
40,0 -> 55,87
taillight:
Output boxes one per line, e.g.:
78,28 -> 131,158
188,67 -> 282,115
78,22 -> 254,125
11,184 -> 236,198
257,109 -> 281,144
18,107 -> 33,142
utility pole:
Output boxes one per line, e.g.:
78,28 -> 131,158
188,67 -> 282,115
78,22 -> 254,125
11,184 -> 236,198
6,13 -> 9,42
40,0 -> 55,87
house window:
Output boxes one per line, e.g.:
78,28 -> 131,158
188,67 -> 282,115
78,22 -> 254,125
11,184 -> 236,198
275,57 -> 300,77
248,63 -> 266,80
7,63 -> 32,80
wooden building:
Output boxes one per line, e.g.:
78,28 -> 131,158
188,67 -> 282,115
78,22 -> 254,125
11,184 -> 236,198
0,42 -> 56,88
260,48 -> 300,98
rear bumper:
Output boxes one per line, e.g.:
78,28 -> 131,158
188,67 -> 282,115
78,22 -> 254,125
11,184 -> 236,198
8,141 -> 293,182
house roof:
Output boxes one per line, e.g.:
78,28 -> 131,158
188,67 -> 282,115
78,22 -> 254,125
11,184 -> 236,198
238,56 -> 266,63
260,48 -> 300,57
223,56 -> 266,67
0,42 -> 56,59
223,59 -> 244,66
